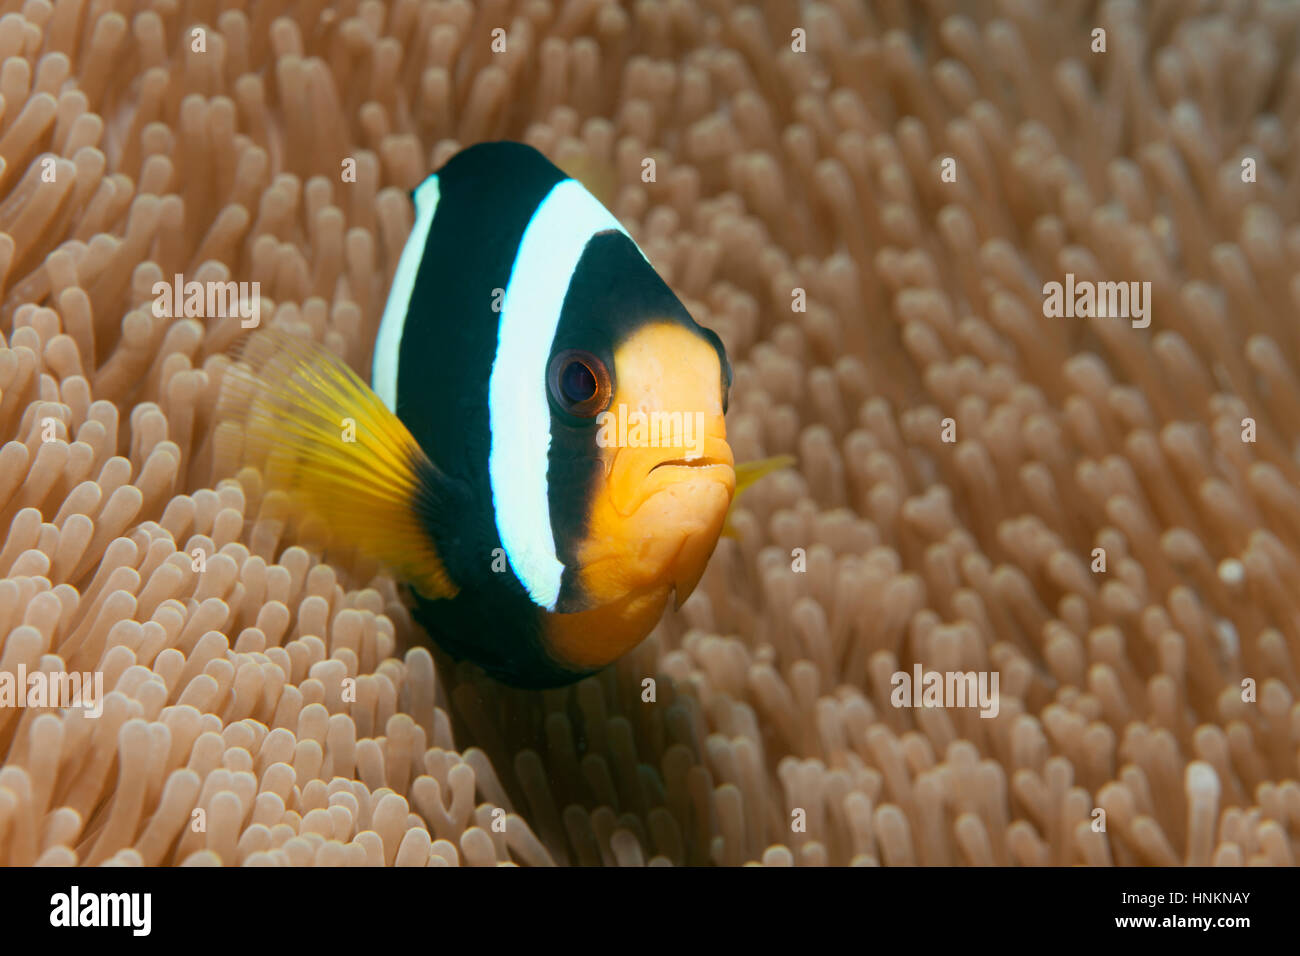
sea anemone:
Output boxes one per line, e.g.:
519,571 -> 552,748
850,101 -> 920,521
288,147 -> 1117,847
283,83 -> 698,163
1,0 -> 1298,867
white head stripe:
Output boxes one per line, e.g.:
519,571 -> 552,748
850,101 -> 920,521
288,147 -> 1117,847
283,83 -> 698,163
488,179 -> 641,610
373,175 -> 441,411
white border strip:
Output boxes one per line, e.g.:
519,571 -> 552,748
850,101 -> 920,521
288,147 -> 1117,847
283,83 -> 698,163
488,179 -> 638,610
373,175 -> 441,411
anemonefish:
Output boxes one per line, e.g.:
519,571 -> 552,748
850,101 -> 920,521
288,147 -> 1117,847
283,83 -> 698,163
223,141 -> 788,688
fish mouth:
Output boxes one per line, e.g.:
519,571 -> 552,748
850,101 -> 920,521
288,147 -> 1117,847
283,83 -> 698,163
573,428 -> 735,612
651,456 -> 731,472
636,446 -> 736,608
628,437 -> 735,515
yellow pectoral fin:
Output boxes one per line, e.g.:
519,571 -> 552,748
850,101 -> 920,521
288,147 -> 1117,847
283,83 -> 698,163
218,328 -> 458,601
735,454 -> 796,494
722,454 -> 796,538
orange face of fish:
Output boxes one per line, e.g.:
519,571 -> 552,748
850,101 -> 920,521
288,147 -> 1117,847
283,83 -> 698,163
544,322 -> 736,671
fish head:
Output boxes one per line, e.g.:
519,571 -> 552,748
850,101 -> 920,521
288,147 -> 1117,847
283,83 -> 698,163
542,319 -> 735,670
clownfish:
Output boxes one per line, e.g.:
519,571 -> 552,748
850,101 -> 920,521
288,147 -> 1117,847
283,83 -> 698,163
223,142 -> 788,688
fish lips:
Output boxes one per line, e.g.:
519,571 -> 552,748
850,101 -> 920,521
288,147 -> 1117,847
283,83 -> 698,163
625,443 -> 736,609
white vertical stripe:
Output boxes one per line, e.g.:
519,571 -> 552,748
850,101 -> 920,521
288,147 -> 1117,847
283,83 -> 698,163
373,175 -> 441,411
488,179 -> 641,610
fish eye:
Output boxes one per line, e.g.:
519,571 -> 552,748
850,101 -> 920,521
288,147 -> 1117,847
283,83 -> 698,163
562,360 -> 596,402
547,349 -> 612,418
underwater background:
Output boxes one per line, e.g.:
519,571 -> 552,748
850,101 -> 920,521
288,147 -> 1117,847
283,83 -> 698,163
1,0 -> 1299,866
